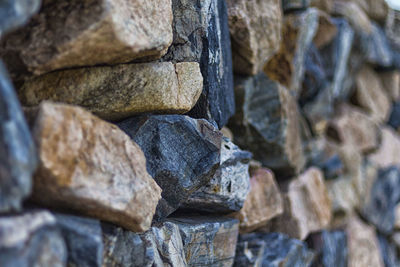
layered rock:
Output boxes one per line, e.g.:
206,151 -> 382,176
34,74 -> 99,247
18,62 -> 202,121
308,231 -> 348,267
118,115 -> 222,219
28,102 -> 161,232
369,127 -> 400,168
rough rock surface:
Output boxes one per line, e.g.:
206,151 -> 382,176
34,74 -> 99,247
346,0 -> 388,22
182,137 -> 251,213
0,211 -> 66,267
380,71 -> 400,102
19,62 -> 202,121
378,234 -> 400,267
28,102 -> 161,232
118,115 -> 222,219
389,102 -> 400,131
0,61 -> 37,212
308,231 -> 348,267
369,127 -> 400,168
282,0 -> 310,12
0,0 -> 173,76
226,0 -> 282,75
229,72 -> 305,177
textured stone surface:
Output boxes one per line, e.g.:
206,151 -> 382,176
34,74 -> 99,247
308,231 -> 348,267
19,62 -> 202,121
28,102 -> 161,232
0,210 -> 66,267
346,0 -> 388,22
310,0 -> 333,13
182,137 -> 251,213
56,214 -> 103,267
0,61 -> 37,212
226,0 -> 282,75
282,0 -> 310,11
380,71 -> 400,102
378,234 -> 400,267
168,216 -> 239,266
229,72 -> 305,177
313,11 -> 337,49
118,115 -> 222,220
234,232 -> 314,267
0,0 -> 173,76
369,127 -> 400,169
232,168 -> 284,233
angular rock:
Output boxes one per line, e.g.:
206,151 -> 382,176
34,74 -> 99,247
231,168 -> 284,233
168,216 -> 239,266
229,72 -> 305,177
55,214 -> 103,267
234,232 -> 314,267
380,71 -> 400,102
369,127 -> 400,168
182,137 -> 251,213
226,0 -> 282,75
0,61 -> 37,212
118,115 -> 222,219
282,0 -> 310,12
19,62 -> 202,121
378,234 -> 400,267
0,210 -> 66,267
0,0 -> 173,76
28,102 -> 161,232
389,102 -> 400,131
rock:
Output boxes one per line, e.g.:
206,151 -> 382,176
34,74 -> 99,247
226,0 -> 282,75
380,71 -> 400,102
0,61 -> 37,212
313,11 -> 338,49
168,216 -> 239,266
0,210 -> 66,267
378,234 -> 400,267
231,168 -> 284,233
55,214 -> 103,267
182,137 -> 251,213
346,0 -> 389,22
332,1 -> 372,34
386,8 -> 400,50
346,216 -> 384,267
221,127 -> 234,140
229,72 -> 305,177
28,102 -> 161,232
389,102 -> 400,131
369,127 -> 400,168
118,115 -> 222,219
282,0 -> 310,12
19,62 -> 202,121
0,0 -> 173,76
233,232 -> 315,267
310,0 -> 333,13
102,221 -> 187,267
269,168 -> 331,240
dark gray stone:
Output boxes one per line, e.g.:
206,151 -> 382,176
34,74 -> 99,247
282,0 -> 310,12
378,234 -> 400,267
389,102 -> 400,131
308,231 -> 347,267
55,213 -> 103,267
0,61 -> 37,212
182,137 -> 251,213
117,115 -> 222,220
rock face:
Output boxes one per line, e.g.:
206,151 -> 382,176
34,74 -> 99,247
0,0 -> 173,76
234,232 -> 315,267
229,73 -> 305,177
19,62 -> 203,121
28,102 -> 161,232
0,61 -> 37,212
182,137 -> 251,213
118,115 -> 222,219
168,216 -> 239,266
226,0 -> 282,75
0,211 -> 67,267
308,231 -> 348,267
232,168 -> 284,233
369,127 -> 400,168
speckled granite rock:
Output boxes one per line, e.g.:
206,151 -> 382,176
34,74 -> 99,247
369,127 -> 400,168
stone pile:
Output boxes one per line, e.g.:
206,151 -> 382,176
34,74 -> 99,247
0,0 -> 399,266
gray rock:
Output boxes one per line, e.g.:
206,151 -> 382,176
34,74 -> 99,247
308,231 -> 347,267
182,137 -> 251,213
389,102 -> 400,131
0,210 -> 67,267
378,234 -> 400,267
55,214 -> 103,267
0,61 -> 37,212
117,115 -> 222,220
282,0 -> 310,12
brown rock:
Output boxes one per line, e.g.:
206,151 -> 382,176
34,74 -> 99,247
379,71 -> 400,102
19,62 -> 202,121
28,102 -> 162,232
313,11 -> 338,48
0,0 -> 173,76
232,168 -> 284,233
226,0 -> 282,75
369,127 -> 400,169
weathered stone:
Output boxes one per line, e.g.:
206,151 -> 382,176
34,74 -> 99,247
0,0 -> 173,76
234,232 -> 315,267
389,102 -> 400,131
369,127 -> 400,168
313,11 -> 338,49
0,210 -> 66,267
282,0 -> 310,12
55,214 -> 103,267
168,216 -> 239,266
118,115 -> 222,220
380,71 -> 400,102
229,72 -> 305,177
226,0 -> 282,75
28,102 -> 161,232
182,137 -> 251,213
19,62 -> 202,121
310,0 -> 333,13
231,168 -> 283,233
345,0 -> 389,22
378,234 -> 400,267
332,1 -> 372,34
0,61 -> 37,212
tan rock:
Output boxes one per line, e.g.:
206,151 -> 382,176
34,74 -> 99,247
232,168 -> 283,233
0,0 -> 173,76
379,71 -> 400,102
344,0 -> 388,22
310,0 -> 334,13
332,1 -> 372,34
226,0 -> 282,75
220,127 -> 234,141
28,102 -> 162,232
313,11 -> 338,48
19,62 -> 202,121
369,127 -> 400,168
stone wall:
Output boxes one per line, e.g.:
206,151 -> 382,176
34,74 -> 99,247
0,0 -> 400,266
